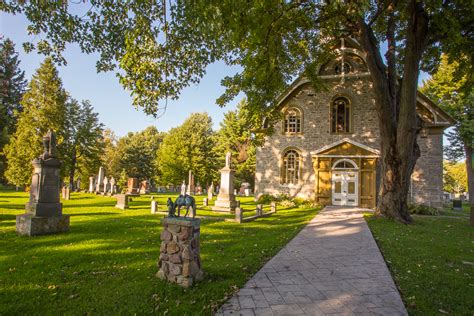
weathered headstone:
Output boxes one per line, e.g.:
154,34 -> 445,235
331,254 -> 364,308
110,177 -> 116,194
207,184 -> 214,200
88,176 -> 95,193
151,197 -> 158,214
186,171 -> 195,195
203,198 -> 208,207
16,130 -> 70,236
235,207 -> 243,223
139,180 -> 150,194
212,152 -> 237,212
181,180 -> 186,195
76,177 -> 81,192
127,178 -> 139,194
453,199 -> 463,211
157,217 -> 203,288
195,183 -> 202,195
115,194 -> 129,210
61,186 -> 70,200
96,167 -> 105,193
103,176 -> 109,194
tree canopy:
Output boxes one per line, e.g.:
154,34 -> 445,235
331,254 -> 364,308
3,1 -> 473,222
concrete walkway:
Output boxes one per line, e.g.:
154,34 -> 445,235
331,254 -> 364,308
217,207 -> 407,316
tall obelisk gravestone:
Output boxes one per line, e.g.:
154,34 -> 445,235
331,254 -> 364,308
16,130 -> 70,236
212,152 -> 237,212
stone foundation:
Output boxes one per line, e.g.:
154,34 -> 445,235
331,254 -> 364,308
156,217 -> 203,287
16,214 -> 70,236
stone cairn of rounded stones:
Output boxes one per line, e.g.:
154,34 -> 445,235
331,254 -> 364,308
156,217 -> 203,288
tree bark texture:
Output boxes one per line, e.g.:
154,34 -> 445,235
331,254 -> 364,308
357,0 -> 428,223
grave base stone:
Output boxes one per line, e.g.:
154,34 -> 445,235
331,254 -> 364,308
156,217 -> 203,288
16,214 -> 70,236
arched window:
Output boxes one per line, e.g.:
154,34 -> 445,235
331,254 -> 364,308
282,149 -> 300,184
331,97 -> 351,133
284,107 -> 302,133
332,159 -> 358,170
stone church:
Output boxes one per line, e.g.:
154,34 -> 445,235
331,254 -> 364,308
254,38 -> 454,209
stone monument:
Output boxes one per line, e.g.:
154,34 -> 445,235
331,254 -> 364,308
16,130 -> 70,236
103,176 -> 109,194
186,170 -> 195,195
212,152 -> 237,212
127,178 -> 139,194
95,167 -> 105,193
110,176 -> 116,194
180,180 -> 186,195
88,176 -> 94,193
207,183 -> 214,200
157,217 -> 203,287
115,194 -> 129,210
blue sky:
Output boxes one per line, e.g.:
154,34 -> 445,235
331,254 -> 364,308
1,12 -> 241,137
1,11 -> 432,138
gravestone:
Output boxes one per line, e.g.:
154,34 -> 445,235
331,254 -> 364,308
103,176 -> 109,194
157,217 -> 203,288
186,171 -> 195,195
110,177 -> 116,194
115,194 -> 129,210
207,184 -> 214,200
96,167 -> 105,193
151,197 -> 158,214
235,207 -> 243,223
195,183 -> 202,195
139,180 -> 150,194
180,180 -> 186,195
212,152 -> 237,212
16,130 -> 70,236
76,177 -> 81,192
61,186 -> 70,200
203,198 -> 208,207
127,178 -> 139,194
453,200 -> 463,211
88,176 -> 95,193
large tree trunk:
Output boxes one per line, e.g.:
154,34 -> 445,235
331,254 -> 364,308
357,0 -> 428,223
464,141 -> 474,226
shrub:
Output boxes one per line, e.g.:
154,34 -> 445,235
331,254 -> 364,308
408,203 -> 439,216
256,194 -> 273,204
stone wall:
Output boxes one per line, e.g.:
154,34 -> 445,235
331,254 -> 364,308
255,76 -> 380,200
410,131 -> 444,208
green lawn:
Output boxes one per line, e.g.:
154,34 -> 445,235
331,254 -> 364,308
439,202 -> 472,218
0,190 -> 319,315
367,215 -> 474,315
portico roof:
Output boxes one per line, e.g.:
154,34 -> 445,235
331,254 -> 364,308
311,138 -> 380,158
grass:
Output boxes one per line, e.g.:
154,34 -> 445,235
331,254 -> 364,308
366,214 -> 474,315
0,190 -> 319,315
439,202 -> 471,218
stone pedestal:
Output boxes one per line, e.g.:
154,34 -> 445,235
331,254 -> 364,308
156,217 -> 203,288
212,165 -> 237,212
235,207 -> 243,223
151,200 -> 158,214
115,194 -> 129,210
16,130 -> 70,236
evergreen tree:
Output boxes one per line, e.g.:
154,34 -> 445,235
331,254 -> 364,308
0,37 -> 27,182
62,99 -> 104,189
4,58 -> 67,186
156,113 -> 216,186
214,99 -> 257,186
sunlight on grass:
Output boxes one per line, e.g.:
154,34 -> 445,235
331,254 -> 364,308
366,214 -> 474,315
0,190 -> 319,314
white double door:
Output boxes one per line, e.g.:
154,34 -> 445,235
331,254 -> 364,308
332,171 -> 358,206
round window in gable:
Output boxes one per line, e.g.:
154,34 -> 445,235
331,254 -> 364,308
334,62 -> 352,75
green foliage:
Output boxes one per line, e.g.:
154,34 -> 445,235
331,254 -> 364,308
408,203 -> 439,216
421,55 -> 473,162
0,37 -> 27,183
61,99 -> 104,188
4,58 -> 67,186
213,99 -> 258,186
367,215 -> 473,315
118,168 -> 128,193
156,113 -> 216,186
443,161 -> 468,194
0,191 -> 319,314
257,193 -> 319,209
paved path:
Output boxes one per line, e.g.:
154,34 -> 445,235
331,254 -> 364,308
217,207 -> 407,316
